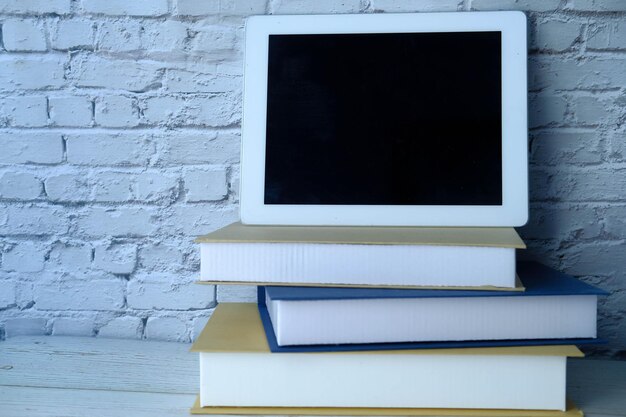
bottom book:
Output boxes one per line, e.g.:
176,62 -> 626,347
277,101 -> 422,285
191,303 -> 583,412
190,397 -> 584,416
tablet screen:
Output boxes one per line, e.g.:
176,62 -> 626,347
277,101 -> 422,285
264,32 -> 502,206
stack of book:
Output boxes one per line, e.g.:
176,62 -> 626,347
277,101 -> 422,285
191,222 -> 606,416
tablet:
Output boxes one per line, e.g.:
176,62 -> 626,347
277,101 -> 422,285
240,12 -> 528,226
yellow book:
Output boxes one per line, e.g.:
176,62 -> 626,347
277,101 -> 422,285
196,222 -> 526,290
191,303 -> 582,412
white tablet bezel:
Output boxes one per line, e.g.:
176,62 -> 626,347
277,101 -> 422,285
240,12 -> 528,227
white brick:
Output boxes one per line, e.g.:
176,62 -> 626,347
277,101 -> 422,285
92,172 -> 133,202
529,169 -> 556,202
80,171 -> 179,203
45,174 -> 90,202
47,172 -> 179,204
229,170 -> 240,202
588,21 -> 626,50
0,133 -> 63,165
0,96 -> 48,127
0,0 -> 70,14
176,0 -> 267,16
98,316 -> 143,339
186,246 -> 200,271
562,242 -> 626,277
52,318 -> 95,336
0,57 -> 66,91
176,0 -> 219,15
471,0 -> 560,11
97,20 -> 142,52
604,206 -> 626,239
4,318 -> 47,337
94,243 -> 137,274
0,281 -> 17,308
531,167 -> 626,202
217,61 -> 243,76
145,317 -> 187,342
598,296 -> 626,350
270,0 -> 361,14
165,70 -> 241,93
35,276 -> 125,310
220,0 -> 267,15
531,131 -> 602,166
143,21 -> 188,56
52,20 -> 95,50
163,205 -> 238,236
66,133 -> 154,166
571,96 -> 612,126
610,130 -> 626,161
2,19 -> 47,52
534,20 -> 581,52
72,55 -> 163,92
142,95 -> 239,127
568,0 -> 626,11
184,169 -> 228,202
0,206 -> 69,235
372,0 -> 460,12
162,132 -> 240,165
95,96 -> 139,127
529,95 -> 567,128
12,283 -> 34,309
82,0 -> 169,16
520,204 -> 602,240
192,314 -> 211,340
140,96 -> 189,126
127,275 -> 215,310
76,207 -> 158,237
2,242 -> 45,272
14,281 -> 34,309
48,244 -> 93,270
529,57 -> 626,92
133,173 -> 179,203
0,172 -> 42,199
139,244 -> 184,271
217,285 -> 257,302
189,26 -> 239,54
49,96 -> 93,127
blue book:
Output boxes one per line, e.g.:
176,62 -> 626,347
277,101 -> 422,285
258,262 -> 607,352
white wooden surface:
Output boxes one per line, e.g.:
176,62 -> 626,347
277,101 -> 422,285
0,336 -> 625,417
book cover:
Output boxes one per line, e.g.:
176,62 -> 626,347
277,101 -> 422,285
195,222 -> 526,248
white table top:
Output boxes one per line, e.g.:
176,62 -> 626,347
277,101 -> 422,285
0,336 -> 624,417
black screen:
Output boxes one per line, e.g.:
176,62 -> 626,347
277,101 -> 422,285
264,32 -> 502,205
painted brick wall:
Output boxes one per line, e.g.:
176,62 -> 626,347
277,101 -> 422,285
0,0 -> 624,358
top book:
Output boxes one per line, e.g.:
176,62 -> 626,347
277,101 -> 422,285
197,222 -> 525,290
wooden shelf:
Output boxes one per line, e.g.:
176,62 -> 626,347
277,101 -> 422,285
1,336 -> 624,417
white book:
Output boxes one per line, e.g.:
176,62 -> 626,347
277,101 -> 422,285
191,303 -> 582,411
197,222 -> 525,289
264,262 -> 603,346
